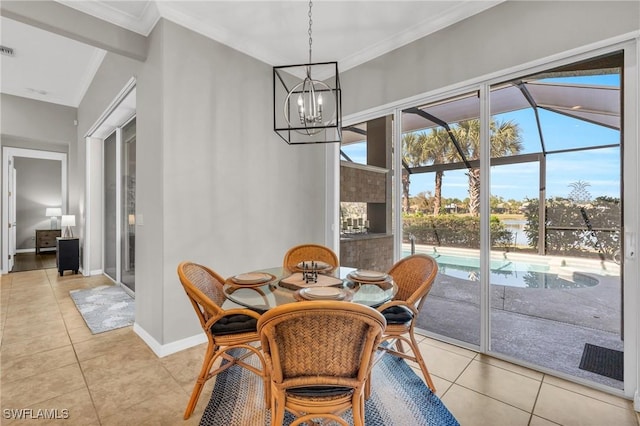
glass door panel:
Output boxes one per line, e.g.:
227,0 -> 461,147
120,118 -> 136,292
489,52 -> 623,389
104,131 -> 117,280
401,91 -> 481,346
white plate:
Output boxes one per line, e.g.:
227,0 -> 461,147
301,287 -> 345,300
232,273 -> 271,285
296,261 -> 332,271
354,269 -> 387,279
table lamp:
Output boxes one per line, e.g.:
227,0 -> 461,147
45,208 -> 62,229
61,215 -> 76,238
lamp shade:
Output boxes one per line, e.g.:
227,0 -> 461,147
61,215 -> 76,227
45,208 -> 62,217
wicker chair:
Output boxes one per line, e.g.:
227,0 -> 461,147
372,254 -> 438,393
282,244 -> 339,273
177,261 -> 269,419
257,301 -> 386,426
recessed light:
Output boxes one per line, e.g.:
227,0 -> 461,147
26,87 -> 48,95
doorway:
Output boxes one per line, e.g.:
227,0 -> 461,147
1,147 -> 67,274
85,82 -> 136,294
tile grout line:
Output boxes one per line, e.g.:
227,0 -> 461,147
47,269 -> 105,426
527,372 -> 547,425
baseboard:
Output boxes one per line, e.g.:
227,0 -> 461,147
133,323 -> 206,358
16,248 -> 36,254
89,269 -> 103,276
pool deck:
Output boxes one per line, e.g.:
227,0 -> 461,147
411,244 -> 623,389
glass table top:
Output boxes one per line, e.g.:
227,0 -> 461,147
223,266 -> 397,312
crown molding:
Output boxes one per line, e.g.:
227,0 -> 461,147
339,1 -> 503,73
55,0 -> 160,36
155,2 -> 285,66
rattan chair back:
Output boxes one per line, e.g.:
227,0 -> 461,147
369,254 -> 439,395
388,253 -> 438,310
178,261 -> 227,326
257,301 -> 385,426
177,261 -> 268,419
282,243 -> 339,273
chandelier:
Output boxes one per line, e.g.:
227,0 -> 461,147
273,0 -> 342,144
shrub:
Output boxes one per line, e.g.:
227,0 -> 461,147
402,214 -> 512,249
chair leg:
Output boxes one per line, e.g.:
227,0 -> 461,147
408,333 -> 436,393
272,394 -> 286,426
184,344 -> 216,420
364,372 -> 372,400
352,392 -> 365,426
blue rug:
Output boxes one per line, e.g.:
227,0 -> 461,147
200,349 -> 459,426
70,285 -> 134,334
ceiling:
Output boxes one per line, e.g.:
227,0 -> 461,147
0,0 -> 502,107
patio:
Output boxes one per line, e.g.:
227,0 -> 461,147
413,244 -> 624,389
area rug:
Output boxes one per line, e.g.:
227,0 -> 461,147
579,343 -> 623,381
70,285 -> 134,334
200,350 -> 459,426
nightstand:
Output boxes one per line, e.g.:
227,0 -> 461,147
56,237 -> 79,276
35,229 -> 61,254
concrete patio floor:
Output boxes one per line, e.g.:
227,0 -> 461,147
414,253 -> 623,390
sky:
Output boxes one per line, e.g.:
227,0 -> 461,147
342,74 -> 621,202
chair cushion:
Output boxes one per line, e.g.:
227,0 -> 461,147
287,386 -> 353,398
210,314 -> 257,335
381,305 -> 414,325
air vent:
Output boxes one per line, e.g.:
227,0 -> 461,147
0,45 -> 15,56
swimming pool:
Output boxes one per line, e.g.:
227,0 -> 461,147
403,251 -> 599,289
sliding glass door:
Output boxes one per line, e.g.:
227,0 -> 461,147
398,49 -> 627,391
488,52 -> 623,388
103,117 -> 136,293
121,118 -> 136,292
104,132 -> 117,281
400,91 -> 482,347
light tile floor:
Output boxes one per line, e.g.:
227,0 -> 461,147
1,268 -> 638,425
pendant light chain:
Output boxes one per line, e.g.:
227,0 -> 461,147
307,0 -> 313,64
273,0 -> 341,144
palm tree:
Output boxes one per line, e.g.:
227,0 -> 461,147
422,127 -> 456,215
403,119 -> 521,217
452,119 -> 522,216
402,133 -> 428,213
403,128 -> 457,216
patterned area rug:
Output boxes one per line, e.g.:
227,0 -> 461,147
70,285 -> 134,334
200,350 -> 459,426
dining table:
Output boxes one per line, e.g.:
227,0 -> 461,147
221,266 -> 397,313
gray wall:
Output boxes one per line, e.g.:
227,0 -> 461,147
0,94 -> 77,145
75,17 -> 329,344
340,1 -> 640,115
77,51 -> 144,273
14,157 -> 62,249
145,20 -> 329,343
0,95 -> 75,266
